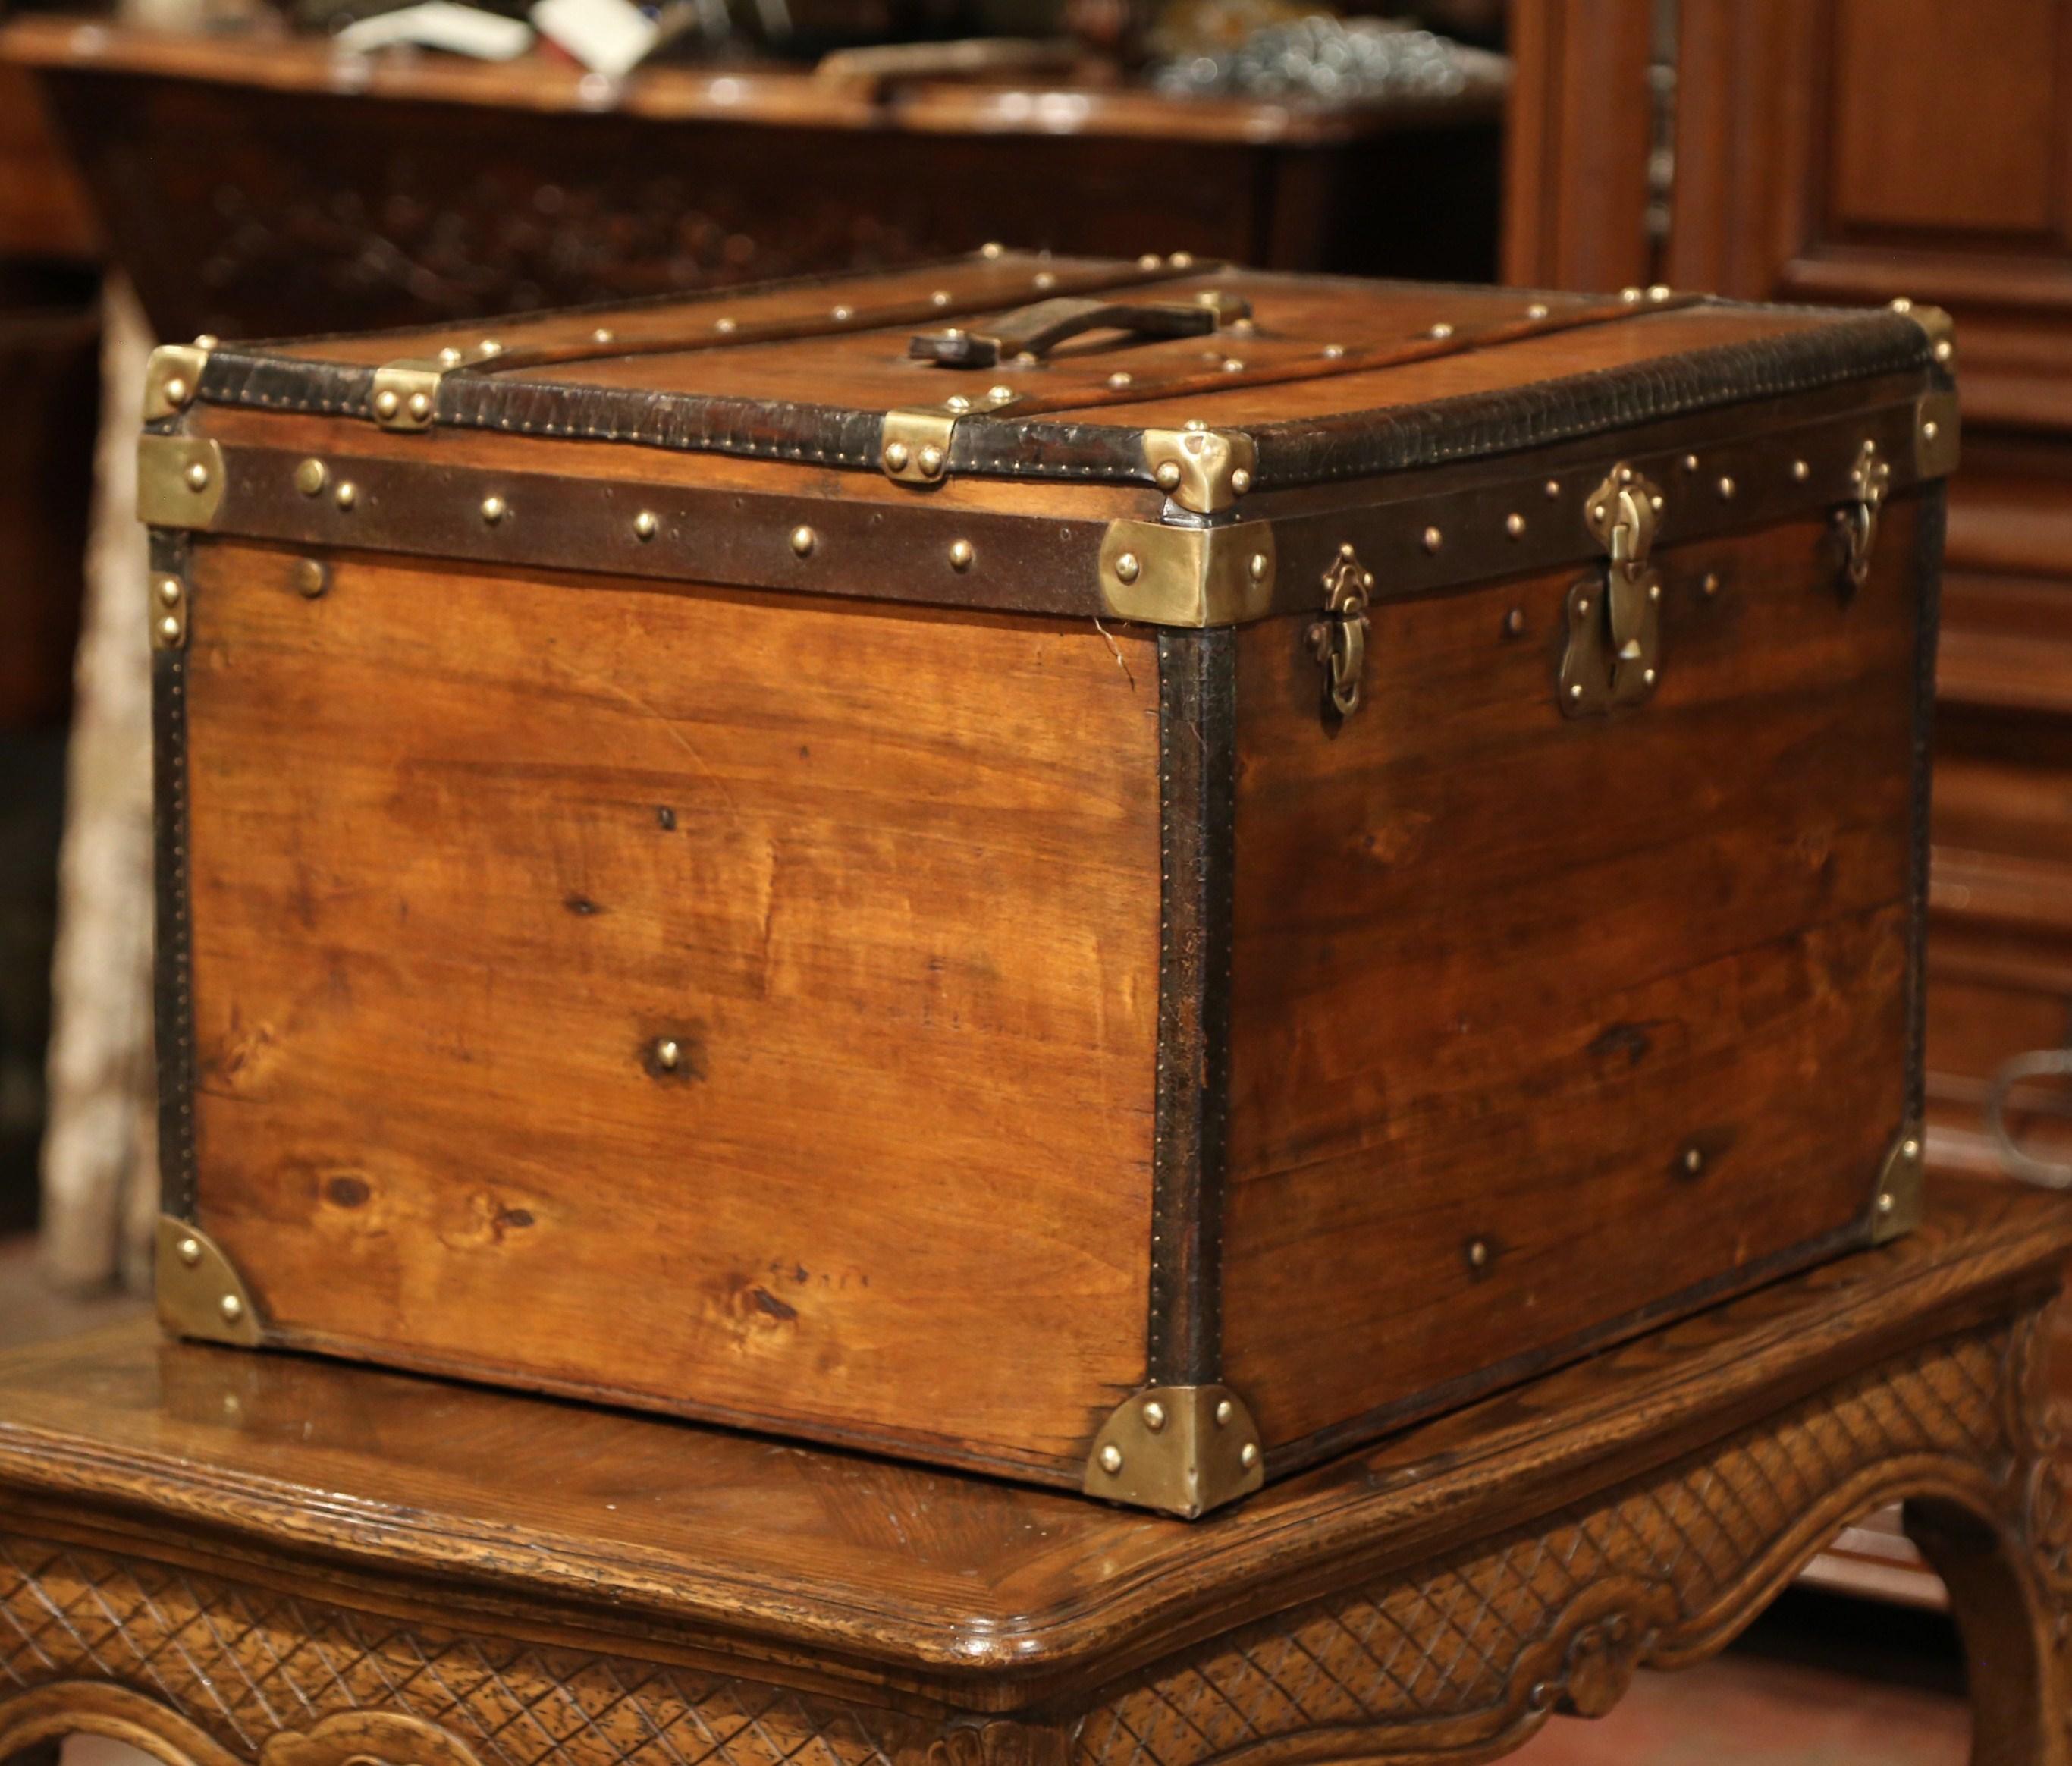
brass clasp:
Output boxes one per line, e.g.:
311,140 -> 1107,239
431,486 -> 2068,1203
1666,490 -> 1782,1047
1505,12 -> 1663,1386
1560,466 -> 1663,715
1836,438 -> 1891,592
1308,542 -> 1372,717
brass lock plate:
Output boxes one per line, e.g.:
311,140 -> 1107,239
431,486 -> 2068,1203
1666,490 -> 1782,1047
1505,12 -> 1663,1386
1561,466 -> 1663,716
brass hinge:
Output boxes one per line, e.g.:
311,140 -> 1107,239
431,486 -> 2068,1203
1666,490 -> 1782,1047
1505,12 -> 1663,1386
1835,438 -> 1893,592
1559,465 -> 1663,715
1141,426 -> 1257,516
1082,1383 -> 1264,1517
1306,542 -> 1372,716
143,341 -> 212,423
1870,1127 -> 1925,1243
155,1215 -> 263,1345
150,567 -> 190,650
137,436 -> 225,532
1099,519 -> 1275,627
370,359 -> 445,432
879,387 -> 1019,485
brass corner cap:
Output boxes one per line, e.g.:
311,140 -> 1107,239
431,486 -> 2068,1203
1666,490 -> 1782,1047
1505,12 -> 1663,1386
1141,427 -> 1258,516
1082,1383 -> 1265,1518
155,1215 -> 263,1346
1870,1127 -> 1926,1245
1916,389 -> 1960,480
137,435 -> 225,532
143,342 -> 210,425
1100,518 -> 1276,628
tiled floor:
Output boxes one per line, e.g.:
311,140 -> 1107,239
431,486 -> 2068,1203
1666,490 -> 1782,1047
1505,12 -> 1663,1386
0,1237 -> 1975,1764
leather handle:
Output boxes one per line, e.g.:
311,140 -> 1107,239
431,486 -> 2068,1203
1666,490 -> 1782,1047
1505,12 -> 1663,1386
908,296 -> 1240,369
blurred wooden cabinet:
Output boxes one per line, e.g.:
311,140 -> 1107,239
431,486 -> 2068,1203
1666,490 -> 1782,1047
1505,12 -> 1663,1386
1509,0 -> 2072,1187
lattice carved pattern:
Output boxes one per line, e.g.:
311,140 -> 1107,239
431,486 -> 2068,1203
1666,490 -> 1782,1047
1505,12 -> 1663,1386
1075,1324 -> 2023,1766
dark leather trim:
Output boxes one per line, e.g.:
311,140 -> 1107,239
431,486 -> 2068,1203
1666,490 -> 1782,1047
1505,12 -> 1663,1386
1904,482 -> 1945,1132
1147,630 -> 1236,1386
151,530 -> 199,1223
190,306 -> 1939,495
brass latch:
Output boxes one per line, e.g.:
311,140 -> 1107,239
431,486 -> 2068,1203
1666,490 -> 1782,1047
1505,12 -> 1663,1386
1836,438 -> 1891,592
1560,466 -> 1663,715
1307,542 -> 1372,716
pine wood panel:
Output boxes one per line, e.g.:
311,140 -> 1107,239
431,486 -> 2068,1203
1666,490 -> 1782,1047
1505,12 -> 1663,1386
180,540 -> 1162,1478
1223,512 -> 1920,1453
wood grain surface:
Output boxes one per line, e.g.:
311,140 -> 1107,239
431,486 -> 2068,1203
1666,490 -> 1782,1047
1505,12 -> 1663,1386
1224,509 -> 1922,1458
179,539 -> 1161,1480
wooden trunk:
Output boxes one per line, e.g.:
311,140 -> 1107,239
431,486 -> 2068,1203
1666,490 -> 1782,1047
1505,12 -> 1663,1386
142,253 -> 1954,1514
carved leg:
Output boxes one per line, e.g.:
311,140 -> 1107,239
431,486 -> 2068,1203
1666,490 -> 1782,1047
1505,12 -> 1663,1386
1905,1497 -> 2070,1766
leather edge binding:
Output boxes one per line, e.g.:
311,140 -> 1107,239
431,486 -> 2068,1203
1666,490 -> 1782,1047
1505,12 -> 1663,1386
151,529 -> 200,1224
1147,630 -> 1236,1387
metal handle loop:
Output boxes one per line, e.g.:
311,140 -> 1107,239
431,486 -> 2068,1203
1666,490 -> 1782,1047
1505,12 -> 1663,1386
1986,1046 -> 2072,1188
909,297 -> 1232,369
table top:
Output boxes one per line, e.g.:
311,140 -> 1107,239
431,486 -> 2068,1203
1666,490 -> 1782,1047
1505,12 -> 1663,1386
0,16 -> 1505,147
0,1180 -> 2064,1699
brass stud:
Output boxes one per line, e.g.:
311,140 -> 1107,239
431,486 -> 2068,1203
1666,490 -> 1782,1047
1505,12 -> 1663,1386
1877,1191 -> 1896,1216
1099,1443 -> 1124,1474
1503,608 -> 1526,638
987,385 -> 1014,403
1616,466 -> 1634,484
714,317 -> 737,334
479,338 -> 503,356
294,558 -> 328,599
1248,552 -> 1269,583
1792,459 -> 1810,482
1505,512 -> 1525,539
176,1235 -> 202,1267
1643,666 -> 1658,685
830,305 -> 853,322
1169,251 -> 1194,268
1578,596 -> 1592,615
633,511 -> 659,541
1702,571 -> 1720,597
1239,1441 -> 1259,1469
1115,551 -> 1141,584
654,1037 -> 681,1070
162,375 -> 190,407
980,241 -> 1004,258
1429,322 -> 1454,340
1717,476 -> 1736,501
1154,461 -> 1182,491
1215,1398 -> 1234,1425
1183,418 -> 1208,432
155,576 -> 182,607
1033,272 -> 1056,291
790,525 -> 817,558
884,441 -> 911,472
184,460 -> 211,492
1683,1146 -> 1703,1174
1620,286 -> 1643,303
592,326 -> 615,344
948,539 -> 975,572
1923,419 -> 1940,442
946,394 -> 972,414
158,613 -> 182,644
931,290 -> 951,306
1422,526 -> 1443,554
481,495 -> 507,525
193,333 -> 219,349
1648,582 -> 1661,602
373,388 -> 400,419
1137,253 -> 1161,269
334,481 -> 358,510
1890,296 -> 1913,313
1142,1400 -> 1166,1432
294,457 -> 328,496
1935,339 -> 1954,363
1107,371 -> 1133,390
438,347 -> 463,368
1569,682 -> 1585,701
1647,284 -> 1672,301
1591,502 -> 1607,522
918,445 -> 943,477
407,391 -> 432,421
1322,343 -> 1345,359
1467,1238 -> 1490,1269
1903,1136 -> 1921,1160
1682,454 -> 1700,473
1231,467 -> 1252,495
1527,303 -> 1549,319
1222,357 -> 1245,372
219,1293 -> 244,1324
1544,479 -> 1562,499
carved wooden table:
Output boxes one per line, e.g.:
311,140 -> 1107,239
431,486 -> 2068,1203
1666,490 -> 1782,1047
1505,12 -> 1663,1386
3,1180 -> 2072,1766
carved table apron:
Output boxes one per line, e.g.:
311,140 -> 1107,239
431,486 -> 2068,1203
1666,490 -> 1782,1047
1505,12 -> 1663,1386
2,1180 -> 2070,1766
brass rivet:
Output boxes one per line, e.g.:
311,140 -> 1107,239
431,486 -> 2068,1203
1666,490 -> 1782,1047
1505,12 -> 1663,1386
1545,479 -> 1562,499
407,391 -> 432,421
1230,467 -> 1253,495
714,317 -> 737,334
479,338 -> 504,355
1923,420 -> 1939,442
633,511 -> 659,541
334,481 -> 358,510
1877,1191 -> 1895,1215
1620,286 -> 1643,303
1935,339 -> 1954,363
918,445 -> 943,477
1107,371 -> 1133,390
1569,682 -> 1585,701
1214,1398 -> 1234,1425
948,539 -> 975,571
931,290 -> 951,306
1682,453 -> 1700,473
592,327 -> 615,344
176,1235 -> 202,1268
1467,1238 -> 1490,1268
1099,1443 -> 1124,1474
294,458 -> 328,496
1137,253 -> 1160,269
1154,461 -> 1182,491
1903,1136 -> 1921,1160
438,347 -> 463,368
1616,466 -> 1634,484
481,495 -> 507,525
1578,596 -> 1592,615
163,375 -> 190,407
654,1036 -> 681,1070
184,460 -> 211,492
373,388 -> 400,419
1422,526 -> 1443,553
1647,582 -> 1661,602
156,575 -> 182,607
1717,476 -> 1736,500
1142,1400 -> 1166,1432
1239,1441 -> 1259,1469
158,613 -> 182,644
1430,322 -> 1454,340
1792,459 -> 1810,482
1169,251 -> 1194,268
884,442 -> 910,471
946,394 -> 972,414
219,1293 -> 244,1324
981,241 -> 1004,258
1033,272 -> 1056,291
1183,418 -> 1207,432
1248,553 -> 1269,583
1221,357 -> 1245,373
1503,608 -> 1525,638
1591,502 -> 1607,522
987,385 -> 1014,403
1702,572 -> 1720,597
1648,284 -> 1672,301
1684,1146 -> 1703,1174
1526,302 -> 1549,320
830,304 -> 854,322
1505,513 -> 1525,539
790,526 -> 817,558
1891,296 -> 1913,313
193,333 -> 219,349
1650,493 -> 1664,514
294,558 -> 328,599
1643,667 -> 1658,686
1115,551 -> 1141,583
1322,343 -> 1345,359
